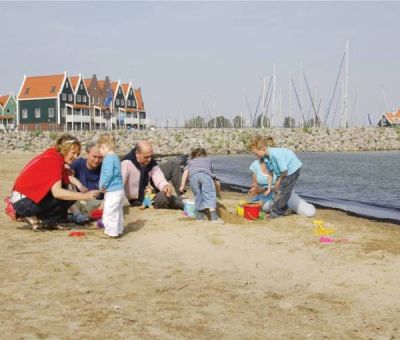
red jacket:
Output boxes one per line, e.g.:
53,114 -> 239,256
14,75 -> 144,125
14,147 -> 70,204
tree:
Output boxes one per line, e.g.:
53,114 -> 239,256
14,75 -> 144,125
283,116 -> 296,128
184,116 -> 207,128
232,115 -> 246,128
253,115 -> 270,128
207,115 -> 232,128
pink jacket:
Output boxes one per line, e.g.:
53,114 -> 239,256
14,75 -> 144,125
121,160 -> 169,200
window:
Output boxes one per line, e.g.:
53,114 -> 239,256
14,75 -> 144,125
22,109 -> 28,119
121,99 -> 125,106
66,82 -> 69,88
77,95 -> 81,102
80,84 -> 83,90
48,107 -> 55,118
83,96 -> 87,103
127,100 -> 130,106
35,108 -> 41,118
68,94 -> 73,101
62,93 -> 66,100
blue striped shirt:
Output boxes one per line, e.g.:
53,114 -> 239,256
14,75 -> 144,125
184,157 -> 217,179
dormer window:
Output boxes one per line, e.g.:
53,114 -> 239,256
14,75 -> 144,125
50,86 -> 56,93
24,88 -> 30,95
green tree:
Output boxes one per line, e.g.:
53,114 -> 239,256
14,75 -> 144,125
283,116 -> 296,128
232,115 -> 246,128
253,115 -> 270,128
184,116 -> 207,128
208,115 -> 232,128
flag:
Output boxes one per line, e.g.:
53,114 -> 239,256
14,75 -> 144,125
103,87 -> 113,107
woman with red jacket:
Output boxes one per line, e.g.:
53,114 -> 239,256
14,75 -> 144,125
10,134 -> 99,231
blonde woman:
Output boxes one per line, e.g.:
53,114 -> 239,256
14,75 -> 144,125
11,134 -> 99,231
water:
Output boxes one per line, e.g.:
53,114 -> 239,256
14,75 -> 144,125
210,151 -> 400,222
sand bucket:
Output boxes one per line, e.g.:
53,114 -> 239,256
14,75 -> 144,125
243,202 -> 261,220
183,200 -> 196,218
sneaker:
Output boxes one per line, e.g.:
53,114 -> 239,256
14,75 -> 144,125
69,212 -> 91,225
210,211 -> 224,224
196,211 -> 207,221
283,208 -> 295,216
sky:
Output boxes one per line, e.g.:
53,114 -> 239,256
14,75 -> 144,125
1,1 -> 400,127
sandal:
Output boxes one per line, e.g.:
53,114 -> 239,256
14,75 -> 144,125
24,217 -> 44,232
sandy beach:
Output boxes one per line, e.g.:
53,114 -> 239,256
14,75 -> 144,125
1,154 -> 399,339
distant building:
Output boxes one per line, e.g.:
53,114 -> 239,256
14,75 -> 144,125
15,72 -> 148,131
0,92 -> 17,130
68,74 -> 91,130
377,109 -> 400,127
17,73 -> 74,131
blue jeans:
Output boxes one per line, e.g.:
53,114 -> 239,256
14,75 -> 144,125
271,169 -> 300,218
190,172 -> 217,211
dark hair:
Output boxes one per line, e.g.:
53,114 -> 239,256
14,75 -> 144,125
191,147 -> 207,159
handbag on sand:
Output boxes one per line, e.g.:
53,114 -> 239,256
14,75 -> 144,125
4,197 -> 16,221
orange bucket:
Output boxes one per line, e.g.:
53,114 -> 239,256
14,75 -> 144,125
243,202 -> 261,220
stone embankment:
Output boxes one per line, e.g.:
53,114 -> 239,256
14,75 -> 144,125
0,127 -> 399,155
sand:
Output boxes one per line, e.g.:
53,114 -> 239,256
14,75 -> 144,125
1,154 -> 399,339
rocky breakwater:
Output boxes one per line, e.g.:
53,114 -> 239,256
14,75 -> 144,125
0,127 -> 399,155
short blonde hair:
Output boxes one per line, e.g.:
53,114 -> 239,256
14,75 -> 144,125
55,134 -> 81,156
248,135 -> 276,150
98,133 -> 116,150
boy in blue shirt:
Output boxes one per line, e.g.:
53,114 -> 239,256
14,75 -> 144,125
98,134 -> 125,238
250,136 -> 302,219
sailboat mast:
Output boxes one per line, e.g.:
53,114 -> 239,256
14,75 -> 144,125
343,40 -> 349,127
272,64 -> 276,127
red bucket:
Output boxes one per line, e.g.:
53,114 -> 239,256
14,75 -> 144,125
243,203 -> 261,220
89,208 -> 103,220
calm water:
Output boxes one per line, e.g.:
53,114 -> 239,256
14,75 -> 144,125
210,151 -> 400,222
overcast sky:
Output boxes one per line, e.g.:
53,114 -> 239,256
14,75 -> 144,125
1,1 -> 399,126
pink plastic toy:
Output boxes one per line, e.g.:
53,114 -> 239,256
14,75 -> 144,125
320,236 -> 335,243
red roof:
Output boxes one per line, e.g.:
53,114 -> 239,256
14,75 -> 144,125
385,110 -> 400,125
83,78 -> 92,88
19,74 -> 65,99
70,76 -> 79,91
134,88 -> 145,111
111,81 -> 118,94
121,83 -> 130,97
0,94 -> 10,107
